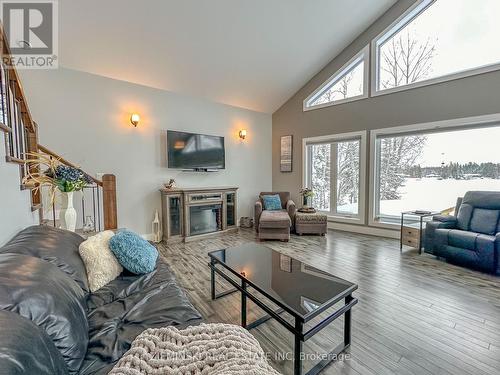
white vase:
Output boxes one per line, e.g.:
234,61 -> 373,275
60,191 -> 77,232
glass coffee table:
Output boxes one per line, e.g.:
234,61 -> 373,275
208,243 -> 358,375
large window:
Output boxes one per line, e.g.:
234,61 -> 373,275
304,132 -> 366,222
373,0 -> 500,94
304,46 -> 369,110
372,124 -> 500,223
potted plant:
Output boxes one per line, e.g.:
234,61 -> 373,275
24,152 -> 93,232
299,188 -> 314,208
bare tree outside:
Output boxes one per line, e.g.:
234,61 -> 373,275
310,144 -> 331,210
309,30 -> 437,210
310,62 -> 364,107
379,29 -> 436,89
379,136 -> 427,200
336,141 -> 360,209
377,29 -> 436,200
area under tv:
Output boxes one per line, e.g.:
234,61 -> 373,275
182,168 -> 219,173
160,186 -> 238,242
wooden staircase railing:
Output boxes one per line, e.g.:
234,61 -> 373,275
0,24 -> 117,230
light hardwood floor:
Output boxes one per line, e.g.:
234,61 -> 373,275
158,229 -> 500,375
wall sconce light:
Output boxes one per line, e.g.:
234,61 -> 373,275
130,113 -> 140,127
239,129 -> 247,140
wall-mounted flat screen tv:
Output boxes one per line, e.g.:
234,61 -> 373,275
167,130 -> 225,170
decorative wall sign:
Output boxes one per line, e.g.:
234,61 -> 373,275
280,135 -> 293,172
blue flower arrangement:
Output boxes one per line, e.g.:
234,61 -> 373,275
23,152 -> 94,193
50,165 -> 94,192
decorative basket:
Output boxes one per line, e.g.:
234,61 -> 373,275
240,217 -> 254,228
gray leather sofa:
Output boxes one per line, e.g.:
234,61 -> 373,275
424,191 -> 500,274
255,191 -> 296,241
0,225 -> 202,374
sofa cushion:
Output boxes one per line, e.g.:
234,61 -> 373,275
456,203 -> 473,231
261,194 -> 283,211
0,310 -> 68,375
448,229 -> 478,251
433,228 -> 452,248
86,260 -> 175,311
259,210 -> 291,228
79,260 -> 202,375
0,225 -> 89,292
475,234 -> 496,255
461,191 -> 500,209
0,253 -> 88,374
79,231 -> 123,292
440,244 -> 495,273
469,208 -> 499,235
109,230 -> 158,275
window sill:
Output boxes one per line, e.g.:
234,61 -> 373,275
371,62 -> 500,99
368,217 -> 400,230
326,214 -> 366,225
303,93 -> 369,112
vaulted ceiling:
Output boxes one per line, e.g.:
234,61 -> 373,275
59,0 -> 397,113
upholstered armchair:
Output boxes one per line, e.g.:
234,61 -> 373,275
424,191 -> 500,274
255,192 -> 296,241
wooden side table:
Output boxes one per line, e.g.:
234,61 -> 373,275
400,211 -> 438,254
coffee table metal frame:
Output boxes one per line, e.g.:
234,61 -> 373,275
208,252 -> 358,375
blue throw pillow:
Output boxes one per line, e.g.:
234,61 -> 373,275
262,194 -> 282,210
109,230 -> 158,274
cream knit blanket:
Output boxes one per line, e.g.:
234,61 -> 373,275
109,323 -> 281,375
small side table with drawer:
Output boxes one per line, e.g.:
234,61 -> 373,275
400,211 -> 438,254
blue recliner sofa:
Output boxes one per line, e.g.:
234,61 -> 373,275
424,191 -> 500,274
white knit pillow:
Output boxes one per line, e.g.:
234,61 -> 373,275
79,230 -> 123,292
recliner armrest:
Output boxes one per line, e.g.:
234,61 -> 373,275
254,201 -> 263,232
432,215 -> 457,224
424,219 -> 457,254
286,200 -> 296,227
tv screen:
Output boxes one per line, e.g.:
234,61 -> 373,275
167,130 -> 225,170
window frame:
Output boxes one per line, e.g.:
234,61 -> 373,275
371,0 -> 500,97
303,45 -> 369,111
368,113 -> 500,229
302,130 -> 367,224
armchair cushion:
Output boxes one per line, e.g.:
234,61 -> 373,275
259,210 -> 291,229
254,201 -> 263,231
469,208 -> 499,235
286,199 -> 296,222
261,194 -> 283,211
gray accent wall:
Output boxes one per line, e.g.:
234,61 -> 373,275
272,0 -> 500,229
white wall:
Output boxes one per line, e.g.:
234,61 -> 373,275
19,68 -> 272,236
0,140 -> 38,245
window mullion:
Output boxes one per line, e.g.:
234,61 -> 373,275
331,142 -> 338,215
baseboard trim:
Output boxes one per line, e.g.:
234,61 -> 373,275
141,233 -> 154,241
327,221 -> 399,239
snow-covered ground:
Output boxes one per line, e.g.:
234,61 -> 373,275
336,177 -> 500,216
380,177 -> 500,216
